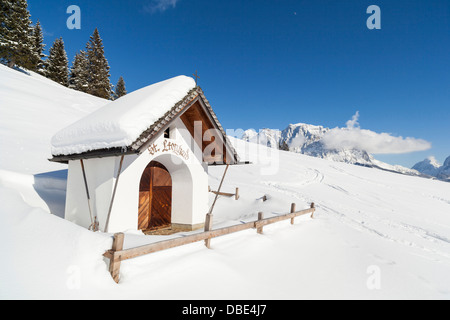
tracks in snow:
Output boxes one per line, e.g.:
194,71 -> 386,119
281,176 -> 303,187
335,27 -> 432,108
319,203 -> 450,261
260,168 -> 324,202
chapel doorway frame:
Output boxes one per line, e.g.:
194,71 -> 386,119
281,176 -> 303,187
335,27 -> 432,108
138,161 -> 173,231
138,154 -> 195,233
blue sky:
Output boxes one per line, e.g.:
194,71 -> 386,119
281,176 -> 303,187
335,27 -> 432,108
27,0 -> 449,167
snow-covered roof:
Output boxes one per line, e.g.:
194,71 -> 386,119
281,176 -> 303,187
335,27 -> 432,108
50,75 -> 239,164
51,76 -> 196,156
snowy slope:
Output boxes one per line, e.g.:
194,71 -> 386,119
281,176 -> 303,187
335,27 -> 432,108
0,64 -> 107,174
1,66 -> 450,299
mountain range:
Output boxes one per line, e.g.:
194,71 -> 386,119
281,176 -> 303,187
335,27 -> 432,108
241,123 -> 449,182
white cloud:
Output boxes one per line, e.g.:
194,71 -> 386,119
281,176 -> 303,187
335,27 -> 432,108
322,111 -> 432,155
289,135 -> 305,149
144,0 -> 180,13
346,110 -> 360,129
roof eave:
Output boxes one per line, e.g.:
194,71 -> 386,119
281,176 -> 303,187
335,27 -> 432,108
49,148 -> 139,163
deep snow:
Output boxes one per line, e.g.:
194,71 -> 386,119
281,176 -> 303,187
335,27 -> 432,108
51,75 -> 196,156
0,65 -> 107,174
0,65 -> 449,299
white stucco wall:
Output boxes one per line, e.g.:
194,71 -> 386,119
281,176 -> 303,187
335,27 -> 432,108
65,157 -> 116,230
64,118 -> 209,233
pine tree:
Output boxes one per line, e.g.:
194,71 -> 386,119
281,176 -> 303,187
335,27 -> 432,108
31,20 -> 46,74
0,0 -> 38,69
0,0 -> 16,66
69,50 -> 89,92
278,140 -> 290,151
85,28 -> 112,99
46,37 -> 69,86
113,76 -> 127,99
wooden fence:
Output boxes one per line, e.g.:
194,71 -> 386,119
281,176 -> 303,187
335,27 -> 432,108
209,187 -> 240,200
104,203 -> 316,283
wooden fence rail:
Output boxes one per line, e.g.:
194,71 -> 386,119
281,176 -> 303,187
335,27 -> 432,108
104,202 -> 316,283
209,187 -> 240,200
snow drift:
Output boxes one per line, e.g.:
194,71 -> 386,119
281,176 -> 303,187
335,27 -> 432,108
0,64 -> 107,174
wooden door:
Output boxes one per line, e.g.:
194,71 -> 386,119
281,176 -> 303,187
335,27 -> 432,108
139,162 -> 172,231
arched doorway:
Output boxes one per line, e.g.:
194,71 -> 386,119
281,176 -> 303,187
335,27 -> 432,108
138,161 -> 172,231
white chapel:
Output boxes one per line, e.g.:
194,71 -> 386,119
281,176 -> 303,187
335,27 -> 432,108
50,76 -> 239,233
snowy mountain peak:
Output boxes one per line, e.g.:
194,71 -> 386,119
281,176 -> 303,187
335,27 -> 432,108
429,156 -> 442,168
412,156 -> 450,182
242,128 -> 281,149
412,157 -> 442,177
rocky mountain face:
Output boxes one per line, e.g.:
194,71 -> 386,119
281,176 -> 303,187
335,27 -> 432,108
412,157 -> 442,176
440,157 -> 450,181
242,123 -> 422,177
413,156 -> 450,182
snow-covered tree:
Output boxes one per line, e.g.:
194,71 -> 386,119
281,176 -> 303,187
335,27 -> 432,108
46,37 -> 69,86
0,0 -> 38,69
31,20 -> 46,74
85,28 -> 112,99
113,76 -> 127,100
69,50 -> 89,92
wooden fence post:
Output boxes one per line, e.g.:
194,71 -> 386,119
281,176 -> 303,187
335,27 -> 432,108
310,202 -> 315,218
235,188 -> 240,200
290,203 -> 296,225
204,213 -> 213,249
109,233 -> 124,284
257,212 -> 264,234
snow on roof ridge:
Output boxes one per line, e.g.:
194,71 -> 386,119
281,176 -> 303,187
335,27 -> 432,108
51,75 -> 196,156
